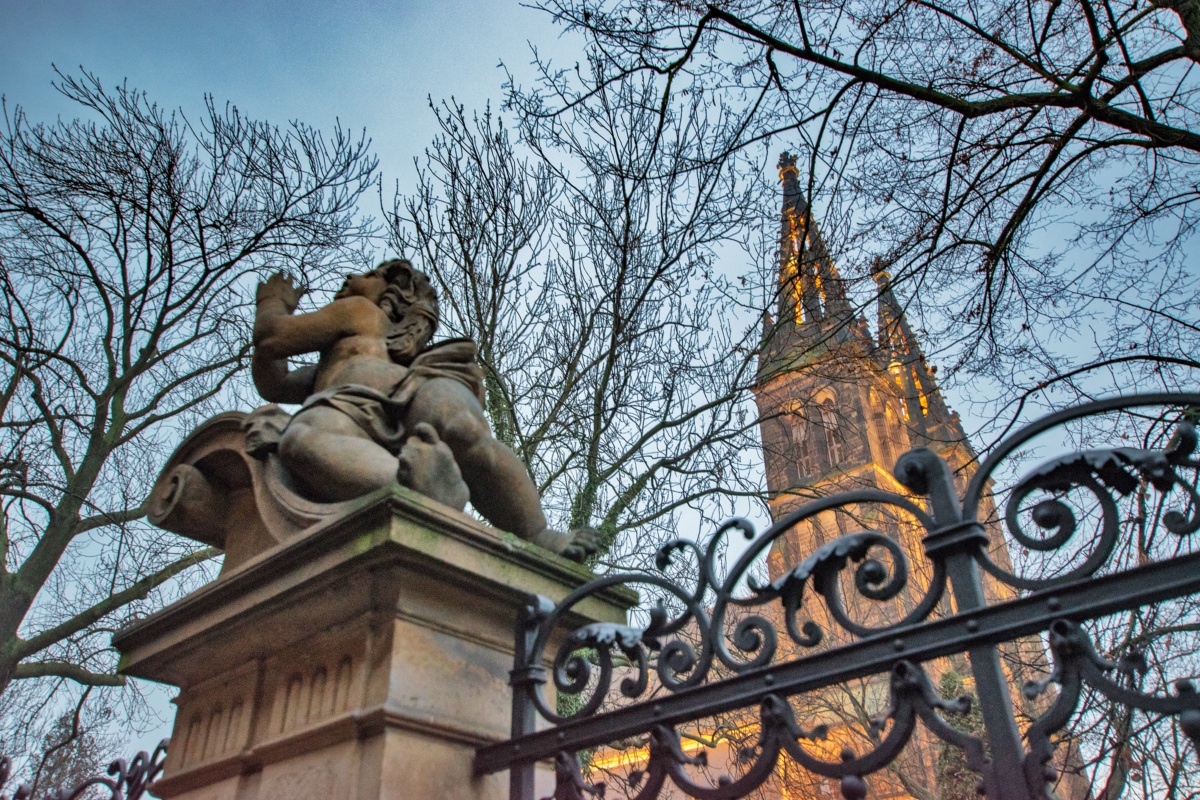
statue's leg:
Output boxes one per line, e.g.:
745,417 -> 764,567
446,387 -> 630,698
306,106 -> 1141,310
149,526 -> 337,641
405,378 -> 548,539
277,405 -> 397,502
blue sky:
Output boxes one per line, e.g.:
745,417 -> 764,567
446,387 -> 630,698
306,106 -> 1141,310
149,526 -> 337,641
0,0 -> 1112,761
1,0 -> 573,188
1,0 -> 584,754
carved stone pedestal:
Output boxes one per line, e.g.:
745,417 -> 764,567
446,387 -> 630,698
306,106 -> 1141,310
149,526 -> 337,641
115,488 -> 631,800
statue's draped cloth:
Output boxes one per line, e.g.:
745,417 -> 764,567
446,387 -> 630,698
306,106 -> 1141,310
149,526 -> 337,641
295,338 -> 486,453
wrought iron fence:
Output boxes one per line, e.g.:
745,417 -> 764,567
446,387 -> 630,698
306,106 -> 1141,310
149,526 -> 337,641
0,741 -> 167,800
475,393 -> 1200,800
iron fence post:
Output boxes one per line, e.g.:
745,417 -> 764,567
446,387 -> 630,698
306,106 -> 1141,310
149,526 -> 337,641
506,597 -> 550,800
903,449 -> 1029,800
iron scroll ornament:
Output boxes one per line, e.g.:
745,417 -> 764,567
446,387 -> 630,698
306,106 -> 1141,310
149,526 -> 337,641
0,740 -> 167,800
963,396 -> 1200,590
525,491 -> 940,725
477,393 -> 1200,800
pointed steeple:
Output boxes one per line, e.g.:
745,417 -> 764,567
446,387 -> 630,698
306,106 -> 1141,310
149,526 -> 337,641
776,153 -> 852,332
873,267 -> 964,445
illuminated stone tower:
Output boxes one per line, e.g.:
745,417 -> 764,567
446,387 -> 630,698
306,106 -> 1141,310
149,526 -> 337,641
750,152 -> 979,799
754,152 -> 974,581
751,155 -> 1094,800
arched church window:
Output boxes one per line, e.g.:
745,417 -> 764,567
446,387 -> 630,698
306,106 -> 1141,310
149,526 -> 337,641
887,402 -> 910,460
819,399 -> 844,467
789,413 -> 816,477
767,417 -> 800,488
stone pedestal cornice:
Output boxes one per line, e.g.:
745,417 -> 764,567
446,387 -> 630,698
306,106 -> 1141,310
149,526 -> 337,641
115,487 -> 633,800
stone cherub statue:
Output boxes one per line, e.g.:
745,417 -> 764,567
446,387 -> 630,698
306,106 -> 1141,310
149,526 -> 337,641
247,258 -> 597,561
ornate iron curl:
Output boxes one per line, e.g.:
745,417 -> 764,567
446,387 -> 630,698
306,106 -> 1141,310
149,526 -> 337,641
751,531 -> 946,642
1022,620 -> 1200,799
547,661 -> 988,800
0,740 -> 167,800
773,661 -> 991,798
543,751 -> 606,800
964,393 -> 1200,590
526,494 -> 939,721
721,492 -> 939,659
527,536 -> 714,723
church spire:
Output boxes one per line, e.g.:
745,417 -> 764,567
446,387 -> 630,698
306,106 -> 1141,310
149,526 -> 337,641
776,153 -> 851,332
873,267 -> 963,445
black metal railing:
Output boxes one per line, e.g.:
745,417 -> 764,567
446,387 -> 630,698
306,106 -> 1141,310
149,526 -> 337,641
475,393 -> 1200,800
1,741 -> 167,800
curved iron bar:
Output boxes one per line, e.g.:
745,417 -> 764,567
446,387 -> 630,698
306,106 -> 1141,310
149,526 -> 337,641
962,392 -> 1200,512
527,491 -> 938,721
653,721 -> 779,800
752,531 -> 946,643
542,752 -> 606,800
713,491 -> 936,660
1023,620 -> 1200,800
0,741 -> 167,800
776,661 -> 988,796
964,393 -> 1200,589
983,471 -> 1125,591
529,545 -> 715,722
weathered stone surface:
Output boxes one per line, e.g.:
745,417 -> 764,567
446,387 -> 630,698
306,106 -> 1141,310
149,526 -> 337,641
116,488 -> 635,800
245,260 -> 596,559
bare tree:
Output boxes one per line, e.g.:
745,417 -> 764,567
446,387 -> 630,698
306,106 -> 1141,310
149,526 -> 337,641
0,70 -> 377,755
526,0 -> 1199,415
22,693 -> 117,800
390,84 -> 774,563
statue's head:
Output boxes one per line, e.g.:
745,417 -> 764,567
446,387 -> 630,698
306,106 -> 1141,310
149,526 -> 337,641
372,259 -> 439,329
370,259 -> 439,363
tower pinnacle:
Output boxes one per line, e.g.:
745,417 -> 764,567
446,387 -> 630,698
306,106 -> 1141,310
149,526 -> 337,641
873,268 -> 963,445
758,152 -> 969,498
774,153 -> 851,334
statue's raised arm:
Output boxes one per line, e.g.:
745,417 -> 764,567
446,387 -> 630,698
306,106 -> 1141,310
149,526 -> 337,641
251,272 -> 318,404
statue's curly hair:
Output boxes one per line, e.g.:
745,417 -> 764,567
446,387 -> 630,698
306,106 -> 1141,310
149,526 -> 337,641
371,259 -> 439,364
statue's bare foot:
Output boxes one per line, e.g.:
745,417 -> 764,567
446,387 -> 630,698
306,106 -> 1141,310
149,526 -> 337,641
560,526 -> 600,562
529,525 -> 599,562
530,527 -> 600,561
397,423 -> 470,511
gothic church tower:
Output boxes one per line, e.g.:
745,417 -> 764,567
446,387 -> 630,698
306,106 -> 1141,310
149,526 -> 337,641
750,155 -> 1092,800
754,152 -> 975,591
